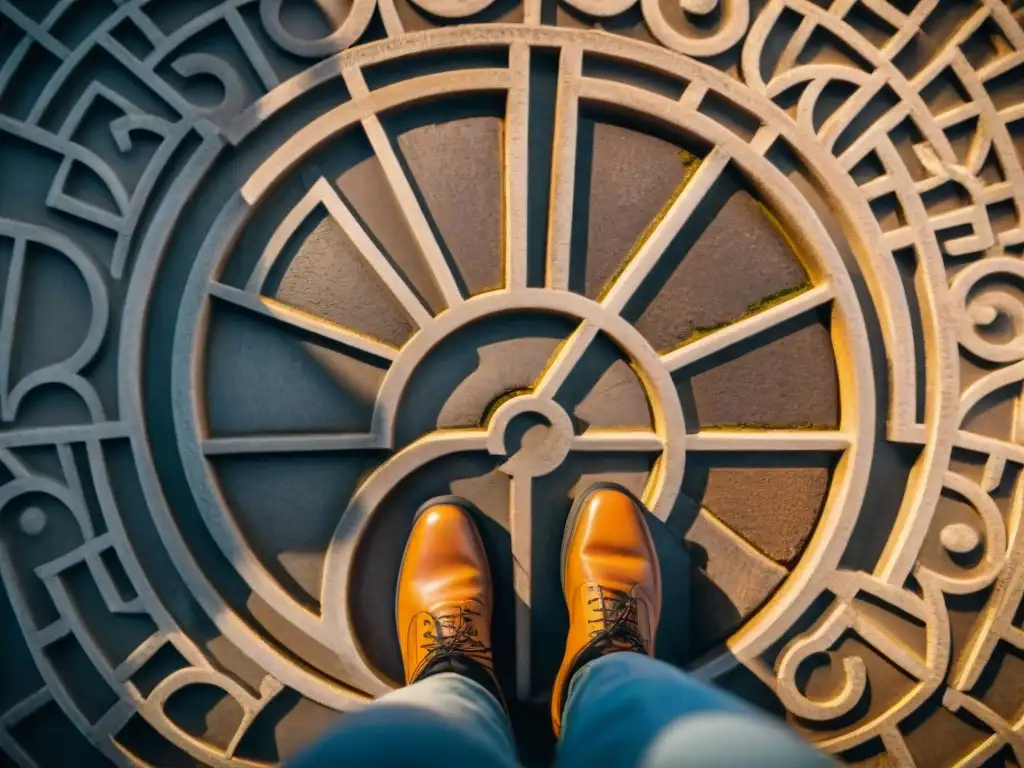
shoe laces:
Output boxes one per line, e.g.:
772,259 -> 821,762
586,586 -> 647,654
412,607 -> 491,678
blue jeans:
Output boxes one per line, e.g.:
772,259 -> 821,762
292,653 -> 832,766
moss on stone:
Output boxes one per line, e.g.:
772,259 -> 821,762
666,279 -> 814,353
702,421 -> 835,430
596,150 -> 704,302
483,387 -> 534,424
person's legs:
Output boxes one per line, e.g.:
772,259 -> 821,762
550,483 -> 829,767
549,484 -> 663,734
292,496 -> 519,766
556,652 -> 832,768
290,670 -> 518,767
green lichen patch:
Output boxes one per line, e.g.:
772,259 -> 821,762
667,279 -> 814,352
596,150 -> 705,302
700,421 -> 835,431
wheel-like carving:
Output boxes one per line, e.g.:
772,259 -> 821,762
0,1 -> 1021,766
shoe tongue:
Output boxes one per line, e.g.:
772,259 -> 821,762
585,584 -> 628,615
585,585 -> 645,637
431,604 -> 473,637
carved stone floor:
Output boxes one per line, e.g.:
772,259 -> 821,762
0,1 -> 1022,766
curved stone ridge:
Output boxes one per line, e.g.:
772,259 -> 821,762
0,2 -> 1021,766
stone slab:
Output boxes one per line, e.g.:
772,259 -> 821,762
0,8 -> 1020,768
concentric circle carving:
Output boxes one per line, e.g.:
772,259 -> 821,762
0,1 -> 1021,766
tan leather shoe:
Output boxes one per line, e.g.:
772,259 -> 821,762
551,484 -> 662,734
396,497 -> 503,703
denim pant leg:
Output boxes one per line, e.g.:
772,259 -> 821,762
290,673 -> 520,767
556,653 -> 833,768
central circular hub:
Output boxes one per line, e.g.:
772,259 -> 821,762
486,394 -> 574,477
503,411 -> 553,454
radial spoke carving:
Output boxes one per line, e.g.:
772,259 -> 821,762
660,283 -> 836,372
504,43 -> 530,291
507,474 -> 533,699
687,430 -> 852,452
2,5 -> 1022,764
209,282 -> 401,361
572,429 -> 664,451
313,175 -> 434,327
342,66 -> 465,308
533,321 -> 600,398
546,44 -> 583,292
202,432 -> 383,455
599,146 -> 731,316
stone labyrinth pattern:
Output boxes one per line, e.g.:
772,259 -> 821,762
0,0 -> 1022,765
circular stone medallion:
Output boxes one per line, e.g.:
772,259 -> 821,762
1,4 -> 1022,767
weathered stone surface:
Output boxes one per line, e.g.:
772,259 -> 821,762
684,509 -> 788,653
578,122 -> 687,300
1,6 -> 1021,767
700,464 -> 831,566
205,303 -> 386,435
213,453 -> 382,607
397,116 -> 504,296
688,318 -> 840,428
337,150 -> 449,314
274,216 -> 418,347
633,184 -> 810,353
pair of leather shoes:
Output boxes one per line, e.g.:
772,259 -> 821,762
396,484 -> 662,734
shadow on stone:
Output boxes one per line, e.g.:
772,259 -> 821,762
395,313 -> 573,446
